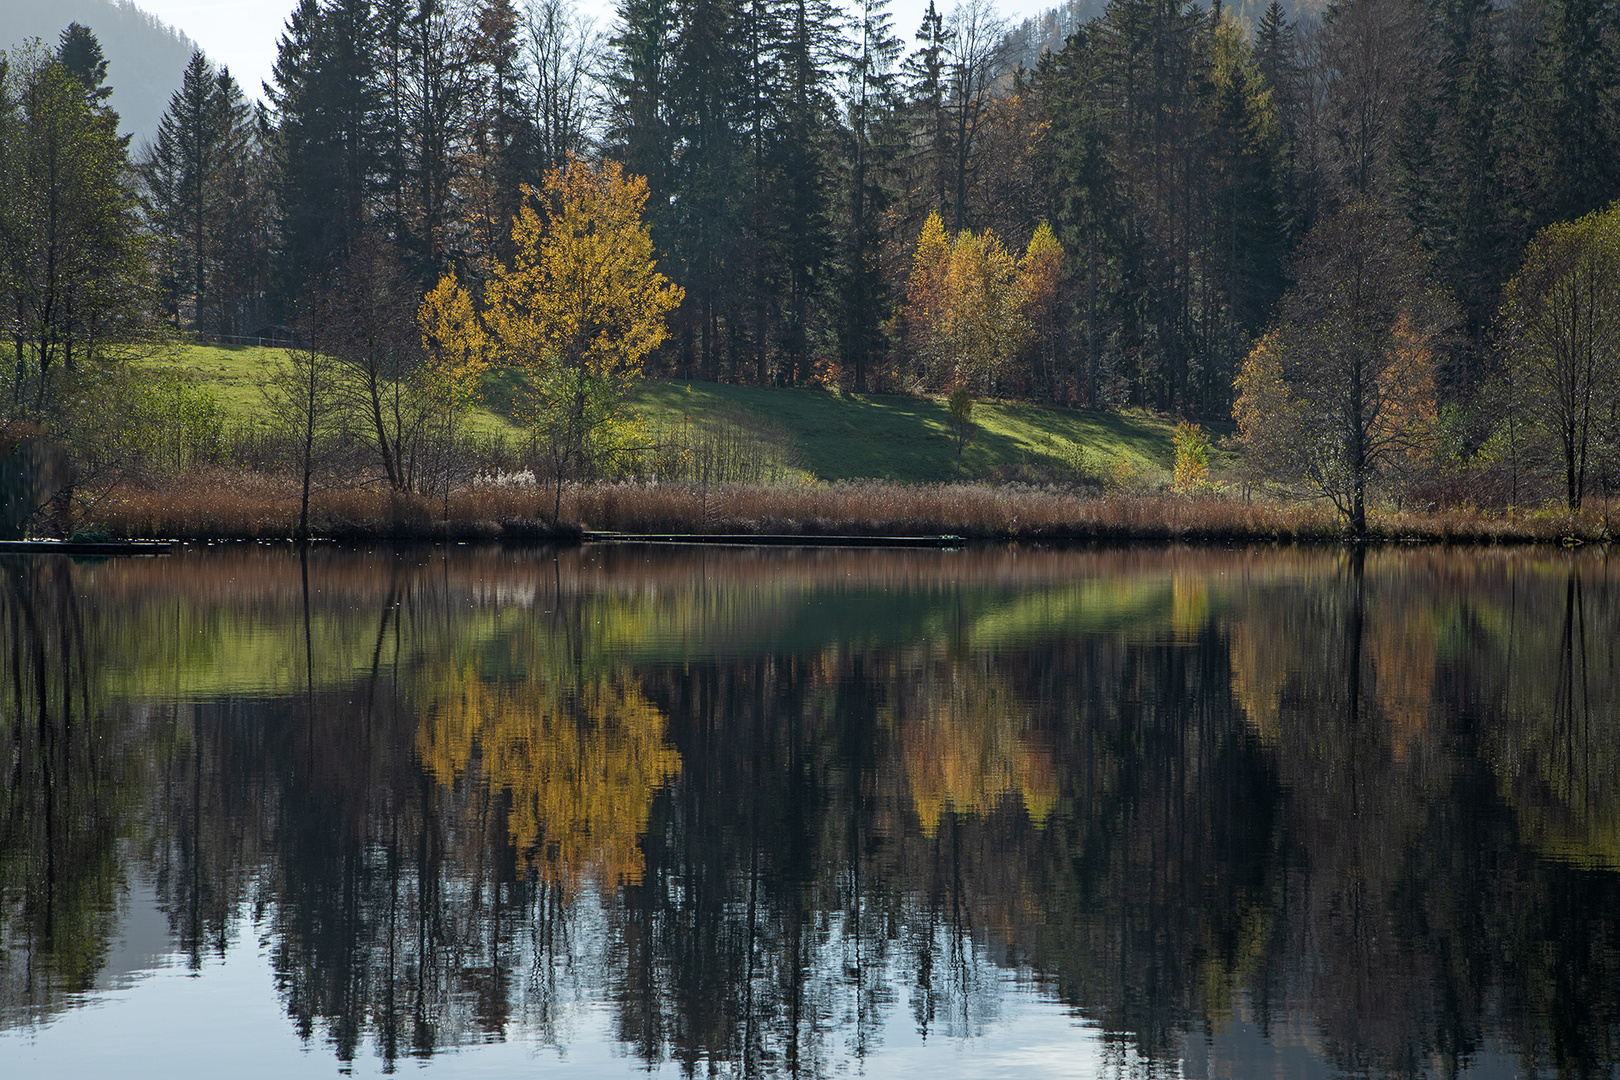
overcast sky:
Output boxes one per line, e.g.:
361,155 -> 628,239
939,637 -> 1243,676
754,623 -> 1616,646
131,0 -> 1054,104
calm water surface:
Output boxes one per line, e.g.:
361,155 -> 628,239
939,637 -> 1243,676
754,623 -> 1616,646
0,543 -> 1616,1078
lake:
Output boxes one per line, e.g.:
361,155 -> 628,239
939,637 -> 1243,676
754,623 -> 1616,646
0,543 -> 1616,1078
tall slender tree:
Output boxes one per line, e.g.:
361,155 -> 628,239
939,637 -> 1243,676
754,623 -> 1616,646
841,0 -> 905,391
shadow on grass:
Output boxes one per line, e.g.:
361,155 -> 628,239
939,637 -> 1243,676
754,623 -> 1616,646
635,380 -> 1180,482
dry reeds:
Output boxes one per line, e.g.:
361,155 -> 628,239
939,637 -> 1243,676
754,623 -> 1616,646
87,469 -> 1619,545
98,468 -> 576,542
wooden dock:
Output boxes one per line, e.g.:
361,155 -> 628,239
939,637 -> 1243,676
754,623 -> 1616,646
582,532 -> 962,548
0,539 -> 175,556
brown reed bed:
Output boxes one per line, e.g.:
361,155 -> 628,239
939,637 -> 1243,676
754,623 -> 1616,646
96,468 -> 578,542
88,469 -> 1617,545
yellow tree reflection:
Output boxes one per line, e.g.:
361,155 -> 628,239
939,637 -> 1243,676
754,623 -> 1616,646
415,661 -> 681,892
889,662 -> 1057,834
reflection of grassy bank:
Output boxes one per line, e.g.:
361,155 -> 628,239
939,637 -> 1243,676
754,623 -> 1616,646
97,472 -> 1618,543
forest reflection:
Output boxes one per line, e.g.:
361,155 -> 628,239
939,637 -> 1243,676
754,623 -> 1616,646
1,544 -> 1618,1076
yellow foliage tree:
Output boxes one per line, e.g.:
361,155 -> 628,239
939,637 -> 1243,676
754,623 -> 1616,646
946,227 -> 1026,391
903,212 -> 1030,394
417,270 -> 490,411
904,211 -> 953,385
1020,222 -> 1064,398
482,157 -> 683,378
420,158 -> 683,501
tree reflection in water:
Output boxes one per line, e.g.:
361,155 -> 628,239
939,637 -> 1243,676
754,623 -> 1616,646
0,545 -> 1617,1077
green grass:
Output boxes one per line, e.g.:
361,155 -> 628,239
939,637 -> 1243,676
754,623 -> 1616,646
630,380 -> 1186,483
136,342 -> 525,439
138,342 -> 281,416
141,343 -> 1191,483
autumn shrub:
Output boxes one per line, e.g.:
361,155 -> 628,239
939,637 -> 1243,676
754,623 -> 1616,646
1171,421 -> 1213,494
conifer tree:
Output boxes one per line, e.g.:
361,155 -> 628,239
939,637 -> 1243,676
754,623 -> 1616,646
904,2 -> 955,224
765,0 -> 843,384
841,0 -> 905,391
144,52 -> 256,334
268,0 -> 387,301
55,24 -> 114,108
0,47 -> 147,408
664,0 -> 748,378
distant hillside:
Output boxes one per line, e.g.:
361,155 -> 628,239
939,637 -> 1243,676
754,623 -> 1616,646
0,0 -> 196,148
1003,0 -> 1331,69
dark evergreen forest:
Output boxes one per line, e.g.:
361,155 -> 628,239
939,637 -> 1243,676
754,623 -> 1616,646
4,0 -> 1619,441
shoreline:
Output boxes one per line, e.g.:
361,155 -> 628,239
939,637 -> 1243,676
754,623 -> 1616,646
69,475 -> 1617,548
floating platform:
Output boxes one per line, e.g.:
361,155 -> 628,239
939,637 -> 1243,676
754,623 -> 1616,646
582,532 -> 962,548
0,539 -> 175,556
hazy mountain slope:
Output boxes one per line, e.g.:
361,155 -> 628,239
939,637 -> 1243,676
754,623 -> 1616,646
1003,0 -> 1331,69
0,0 -> 197,147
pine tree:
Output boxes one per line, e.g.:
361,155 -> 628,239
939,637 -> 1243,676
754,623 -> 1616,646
1,47 -> 146,406
841,0 -> 905,391
267,0 -> 387,301
608,0 -> 678,203
664,0 -> 749,378
765,0 -> 843,384
1039,27 -> 1116,406
55,23 -> 114,107
904,1 -> 955,225
144,52 -> 255,334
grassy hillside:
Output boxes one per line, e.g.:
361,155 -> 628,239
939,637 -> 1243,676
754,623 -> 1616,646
630,380 -> 1184,483
138,343 -> 1190,484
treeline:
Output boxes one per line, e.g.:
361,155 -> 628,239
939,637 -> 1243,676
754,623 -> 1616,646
3,0 -> 1620,479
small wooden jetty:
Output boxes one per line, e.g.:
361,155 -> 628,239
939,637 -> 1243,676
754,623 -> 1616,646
0,539 -> 174,556
582,532 -> 961,548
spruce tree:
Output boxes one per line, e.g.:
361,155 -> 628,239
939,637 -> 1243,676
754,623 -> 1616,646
56,23 -> 113,107
841,0 -> 905,391
267,0 -> 386,303
765,0 -> 842,384
664,0 -> 748,378
144,52 -> 254,334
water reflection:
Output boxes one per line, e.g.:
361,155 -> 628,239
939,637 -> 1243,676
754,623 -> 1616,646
0,544 -> 1618,1077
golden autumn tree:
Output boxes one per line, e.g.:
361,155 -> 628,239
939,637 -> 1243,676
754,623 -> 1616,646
418,270 -> 490,406
904,211 -> 953,385
902,212 -> 1030,395
946,227 -> 1027,392
423,157 -> 682,508
1020,222 -> 1064,398
414,270 -> 493,500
